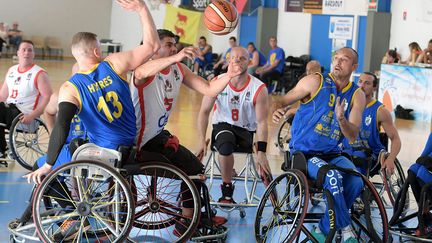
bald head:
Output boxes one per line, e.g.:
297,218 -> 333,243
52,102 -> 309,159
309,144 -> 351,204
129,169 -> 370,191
337,47 -> 358,65
306,60 -> 321,75
230,46 -> 249,60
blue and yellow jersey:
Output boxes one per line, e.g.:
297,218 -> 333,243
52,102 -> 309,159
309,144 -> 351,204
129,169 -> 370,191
343,99 -> 385,157
267,47 -> 285,74
290,73 -> 361,154
258,51 -> 267,67
68,61 -> 136,150
65,115 -> 87,144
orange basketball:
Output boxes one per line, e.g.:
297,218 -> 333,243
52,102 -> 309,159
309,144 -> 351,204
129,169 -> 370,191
204,0 -> 238,35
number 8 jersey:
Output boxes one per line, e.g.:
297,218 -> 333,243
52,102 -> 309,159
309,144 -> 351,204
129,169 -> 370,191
68,61 -> 136,150
212,74 -> 266,131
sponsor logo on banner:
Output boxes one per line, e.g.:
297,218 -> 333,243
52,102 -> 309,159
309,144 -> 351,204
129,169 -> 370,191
323,0 -> 344,11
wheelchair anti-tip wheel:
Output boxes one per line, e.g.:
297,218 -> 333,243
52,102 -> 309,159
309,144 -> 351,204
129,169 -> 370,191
9,115 -> 49,170
255,169 -> 309,243
32,160 -> 134,243
127,162 -> 201,243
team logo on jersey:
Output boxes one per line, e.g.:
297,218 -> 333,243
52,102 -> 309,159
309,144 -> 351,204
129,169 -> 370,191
230,95 -> 240,104
174,69 -> 180,82
365,115 -> 372,126
164,79 -> 173,92
14,77 -> 21,85
343,98 -> 348,111
245,91 -> 251,101
27,73 -> 32,81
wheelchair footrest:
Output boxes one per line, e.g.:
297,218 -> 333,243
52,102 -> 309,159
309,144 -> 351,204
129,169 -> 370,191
210,201 -> 259,208
206,174 -> 261,182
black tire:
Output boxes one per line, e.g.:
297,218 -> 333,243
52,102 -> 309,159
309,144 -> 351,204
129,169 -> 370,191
276,116 -> 293,152
32,160 -> 134,243
351,174 -> 390,243
255,169 -> 309,243
381,158 -> 406,207
129,162 -> 201,243
9,115 -> 49,170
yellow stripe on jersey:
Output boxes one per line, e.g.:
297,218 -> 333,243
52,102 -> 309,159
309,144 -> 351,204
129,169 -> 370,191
77,63 -> 99,74
301,72 -> 323,104
376,104 -> 385,131
67,81 -> 82,114
350,87 -> 361,109
105,60 -> 128,82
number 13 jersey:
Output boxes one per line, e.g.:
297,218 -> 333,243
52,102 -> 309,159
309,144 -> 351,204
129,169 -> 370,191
68,61 -> 136,150
212,74 -> 266,131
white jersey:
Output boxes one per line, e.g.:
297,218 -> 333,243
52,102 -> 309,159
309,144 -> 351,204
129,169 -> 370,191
5,64 -> 45,114
212,74 -> 265,131
131,62 -> 184,149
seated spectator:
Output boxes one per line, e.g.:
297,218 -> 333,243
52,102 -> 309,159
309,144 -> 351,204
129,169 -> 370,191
401,42 -> 422,65
212,36 -> 237,77
255,36 -> 285,92
193,36 -> 213,74
0,22 -> 8,56
8,21 -> 23,47
247,42 -> 267,75
421,39 -> 432,64
382,48 -> 400,64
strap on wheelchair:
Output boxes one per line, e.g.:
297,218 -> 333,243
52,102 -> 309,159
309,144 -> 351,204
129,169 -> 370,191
316,164 -> 338,190
416,156 -> 432,170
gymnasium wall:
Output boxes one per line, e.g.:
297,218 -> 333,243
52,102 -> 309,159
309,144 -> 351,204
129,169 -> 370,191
0,0 -> 112,56
109,2 -> 239,57
389,0 -> 432,60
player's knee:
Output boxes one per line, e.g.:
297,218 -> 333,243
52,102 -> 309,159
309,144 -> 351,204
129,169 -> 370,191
218,142 -> 234,156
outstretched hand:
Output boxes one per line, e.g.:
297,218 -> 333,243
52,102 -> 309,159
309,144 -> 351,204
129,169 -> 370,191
116,0 -> 145,12
335,96 -> 346,121
226,60 -> 242,79
23,163 -> 52,184
175,46 -> 198,62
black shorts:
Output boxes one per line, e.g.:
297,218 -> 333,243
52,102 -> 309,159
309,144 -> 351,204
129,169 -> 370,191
139,130 -> 204,176
212,122 -> 254,153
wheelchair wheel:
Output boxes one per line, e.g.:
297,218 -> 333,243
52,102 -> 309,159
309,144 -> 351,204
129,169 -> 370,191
32,160 -> 134,243
128,162 -> 201,243
255,169 -> 309,243
351,175 -> 389,243
9,115 -> 49,170
276,115 -> 293,152
381,158 -> 406,207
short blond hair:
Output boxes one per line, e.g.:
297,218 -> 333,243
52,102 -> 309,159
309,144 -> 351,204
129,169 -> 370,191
71,32 -> 99,57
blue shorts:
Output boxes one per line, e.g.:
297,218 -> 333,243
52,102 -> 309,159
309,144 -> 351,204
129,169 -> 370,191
36,144 -> 72,170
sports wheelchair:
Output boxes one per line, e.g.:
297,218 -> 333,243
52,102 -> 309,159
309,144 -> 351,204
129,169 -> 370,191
0,114 -> 49,170
9,143 -> 228,243
254,151 -> 389,242
276,113 -> 406,210
388,158 -> 432,242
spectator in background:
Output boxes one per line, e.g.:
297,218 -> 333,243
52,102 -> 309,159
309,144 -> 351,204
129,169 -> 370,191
403,42 -> 422,65
255,36 -> 285,92
0,22 -> 8,56
247,42 -> 267,75
305,60 -> 322,75
421,39 -> 432,64
382,49 -> 400,64
193,36 -> 213,75
212,36 -> 237,77
8,21 -> 23,47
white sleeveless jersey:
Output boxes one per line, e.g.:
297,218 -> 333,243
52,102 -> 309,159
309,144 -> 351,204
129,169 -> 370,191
212,74 -> 266,131
5,64 -> 45,114
131,62 -> 184,149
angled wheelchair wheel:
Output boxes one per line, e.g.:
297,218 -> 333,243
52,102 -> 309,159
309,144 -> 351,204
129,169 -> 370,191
255,169 -> 309,243
381,158 -> 407,208
9,115 -> 49,170
127,162 -> 201,243
32,160 -> 134,243
351,175 -> 389,243
276,116 -> 293,152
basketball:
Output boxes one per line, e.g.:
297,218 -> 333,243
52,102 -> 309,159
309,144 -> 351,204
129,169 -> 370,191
204,0 -> 238,35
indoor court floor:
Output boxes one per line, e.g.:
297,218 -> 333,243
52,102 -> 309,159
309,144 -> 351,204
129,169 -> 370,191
0,57 -> 429,242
